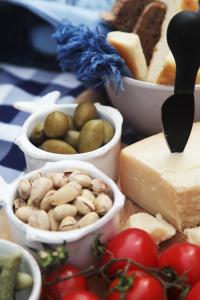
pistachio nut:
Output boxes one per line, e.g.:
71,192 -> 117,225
77,212 -> 99,229
28,210 -> 50,230
47,173 -> 68,189
74,101 -> 97,129
15,206 -> 39,223
48,209 -> 59,231
78,120 -> 104,153
59,216 -> 77,231
68,171 -> 92,188
28,177 -> 53,206
64,130 -> 80,150
67,181 -> 82,194
29,172 -> 44,183
103,120 -> 115,144
13,199 -> 26,212
18,179 -> 32,200
53,204 -> 77,221
48,182 -> 82,206
91,179 -> 111,196
95,194 -> 113,215
40,190 -> 56,211
30,123 -> 47,146
81,189 -> 96,203
74,196 -> 95,215
41,139 -> 77,155
44,111 -> 69,138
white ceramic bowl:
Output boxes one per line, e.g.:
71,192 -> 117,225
0,239 -> 41,300
14,92 -> 123,181
106,77 -> 200,136
0,160 -> 125,268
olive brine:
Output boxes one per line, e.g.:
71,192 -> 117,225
30,101 -> 115,154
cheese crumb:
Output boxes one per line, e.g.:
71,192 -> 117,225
184,227 -> 200,245
126,212 -> 176,244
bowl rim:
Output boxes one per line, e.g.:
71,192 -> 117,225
122,76 -> 200,91
16,103 -> 123,160
0,239 -> 41,300
5,160 -> 125,244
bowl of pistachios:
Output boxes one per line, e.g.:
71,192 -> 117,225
14,92 -> 123,180
0,160 -> 125,268
0,239 -> 41,300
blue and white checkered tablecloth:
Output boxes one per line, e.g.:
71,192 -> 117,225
0,63 -> 84,182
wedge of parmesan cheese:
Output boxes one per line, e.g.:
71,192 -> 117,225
126,212 -> 176,244
184,227 -> 200,245
120,123 -> 200,231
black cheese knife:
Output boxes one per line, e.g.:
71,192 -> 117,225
162,11 -> 200,153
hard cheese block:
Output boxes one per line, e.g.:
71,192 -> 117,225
120,123 -> 200,231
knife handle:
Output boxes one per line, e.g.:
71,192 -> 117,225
167,11 -> 200,95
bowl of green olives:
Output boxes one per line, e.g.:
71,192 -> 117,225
14,92 -> 123,180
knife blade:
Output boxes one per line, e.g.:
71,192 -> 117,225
161,11 -> 200,153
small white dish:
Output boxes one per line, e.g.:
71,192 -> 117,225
0,160 -> 125,268
14,91 -> 123,181
0,239 -> 41,300
106,77 -> 200,136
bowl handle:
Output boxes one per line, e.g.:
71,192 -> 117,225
13,91 -> 61,114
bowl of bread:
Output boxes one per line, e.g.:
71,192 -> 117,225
104,0 -> 200,135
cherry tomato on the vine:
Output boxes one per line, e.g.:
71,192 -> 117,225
158,243 -> 200,286
61,290 -> 100,300
42,264 -> 88,299
185,282 -> 200,300
106,271 -> 164,300
102,228 -> 158,276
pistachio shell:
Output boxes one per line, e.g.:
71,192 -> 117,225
44,111 -> 69,138
74,101 -> 97,129
41,139 -> 77,155
68,172 -> 92,188
91,179 -> 111,196
48,182 -> 82,206
77,212 -> 99,228
79,120 -> 104,153
103,120 -> 115,144
95,194 -> 113,215
28,210 -> 50,230
74,196 -> 95,215
13,199 -> 26,212
40,190 -> 56,211
29,172 -> 44,183
48,209 -> 59,231
53,204 -> 77,221
30,123 -> 47,146
15,206 -> 39,223
47,173 -> 69,189
18,179 -> 31,200
81,189 -> 96,203
27,177 -> 53,206
59,216 -> 77,231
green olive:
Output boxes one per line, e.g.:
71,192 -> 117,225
44,111 -> 69,138
30,123 -> 47,146
74,101 -> 97,130
79,120 -> 104,153
64,130 -> 80,150
103,120 -> 115,144
67,115 -> 76,130
41,139 -> 77,154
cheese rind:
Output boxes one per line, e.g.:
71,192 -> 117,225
126,212 -> 176,244
120,123 -> 200,231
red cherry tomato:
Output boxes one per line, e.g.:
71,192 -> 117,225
107,271 -> 164,300
158,243 -> 200,285
102,229 -> 158,276
42,264 -> 88,299
61,290 -> 100,300
185,282 -> 200,300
